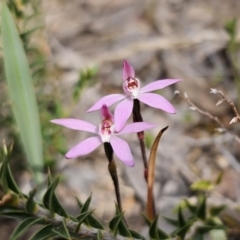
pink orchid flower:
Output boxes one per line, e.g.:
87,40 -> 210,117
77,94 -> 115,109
87,60 -> 181,131
51,105 -> 156,167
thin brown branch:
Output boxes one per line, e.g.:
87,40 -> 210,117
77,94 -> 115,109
177,91 -> 240,144
216,90 -> 240,123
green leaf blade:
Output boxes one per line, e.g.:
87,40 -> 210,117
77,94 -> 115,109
26,187 -> 37,213
173,222 -> 193,240
97,230 -> 103,240
129,229 -> 145,240
1,3 -> 44,183
87,214 -> 104,230
190,180 -> 214,192
0,208 -> 31,220
196,196 -> 207,220
43,175 -> 68,218
75,210 -> 94,233
117,219 -> 131,238
80,194 -> 92,213
75,195 -> 104,229
178,206 -> 186,228
163,216 -> 179,227
109,213 -> 124,236
196,225 -> 225,235
184,199 -> 197,214
52,219 -> 71,239
149,215 -> 169,240
29,225 -> 56,240
209,205 -> 226,217
9,217 -> 45,240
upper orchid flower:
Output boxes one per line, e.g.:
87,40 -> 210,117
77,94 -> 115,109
51,105 -> 156,167
87,60 -> 181,131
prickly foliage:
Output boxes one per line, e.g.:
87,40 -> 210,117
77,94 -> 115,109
0,145 -> 227,240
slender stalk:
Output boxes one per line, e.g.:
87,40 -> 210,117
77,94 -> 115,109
133,99 -> 148,180
132,99 -> 156,217
104,142 -> 123,213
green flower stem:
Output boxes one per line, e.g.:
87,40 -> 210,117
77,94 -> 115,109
104,142 -> 123,213
0,192 -> 136,240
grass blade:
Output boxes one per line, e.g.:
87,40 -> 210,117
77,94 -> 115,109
1,3 -> 44,182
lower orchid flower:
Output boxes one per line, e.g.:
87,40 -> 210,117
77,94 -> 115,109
51,105 -> 156,167
87,60 -> 181,131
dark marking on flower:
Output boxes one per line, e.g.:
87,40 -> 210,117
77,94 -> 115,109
127,78 -> 138,90
101,119 -> 113,135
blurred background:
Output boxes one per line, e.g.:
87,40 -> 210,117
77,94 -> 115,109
1,0 -> 240,239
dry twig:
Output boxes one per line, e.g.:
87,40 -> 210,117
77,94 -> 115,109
211,88 -> 240,124
175,90 -> 240,144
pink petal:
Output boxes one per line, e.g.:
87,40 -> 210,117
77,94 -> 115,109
50,119 -> 97,133
118,122 -> 157,135
114,97 -> 133,132
138,93 -> 176,114
66,136 -> 102,159
110,136 -> 134,167
87,94 -> 126,112
140,79 -> 181,93
122,60 -> 135,80
101,105 -> 113,120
